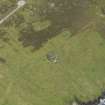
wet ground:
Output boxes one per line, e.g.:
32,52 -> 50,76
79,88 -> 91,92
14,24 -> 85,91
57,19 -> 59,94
0,0 -> 97,50
18,0 -> 96,50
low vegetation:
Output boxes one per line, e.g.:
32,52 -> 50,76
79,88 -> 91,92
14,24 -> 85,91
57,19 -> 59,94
0,0 -> 105,105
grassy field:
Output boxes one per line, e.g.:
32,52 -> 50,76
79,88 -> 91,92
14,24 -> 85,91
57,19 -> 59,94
0,0 -> 105,105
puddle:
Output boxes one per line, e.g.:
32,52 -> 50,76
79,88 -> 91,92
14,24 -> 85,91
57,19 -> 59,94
14,0 -> 95,50
0,57 -> 6,64
96,19 -> 105,39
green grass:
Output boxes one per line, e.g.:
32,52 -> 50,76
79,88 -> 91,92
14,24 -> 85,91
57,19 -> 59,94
0,26 -> 105,105
0,0 -> 105,105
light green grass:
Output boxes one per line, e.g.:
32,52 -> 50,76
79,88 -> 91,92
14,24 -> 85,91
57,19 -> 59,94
0,26 -> 105,105
0,0 -> 105,105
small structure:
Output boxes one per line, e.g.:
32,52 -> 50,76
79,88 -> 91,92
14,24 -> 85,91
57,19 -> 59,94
46,51 -> 58,63
17,0 -> 26,7
72,101 -> 78,105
